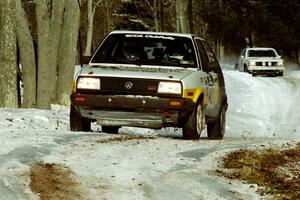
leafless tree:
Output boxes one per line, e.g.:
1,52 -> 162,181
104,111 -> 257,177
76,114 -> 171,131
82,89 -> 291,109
16,0 -> 36,108
0,0 -> 18,108
176,0 -> 189,33
84,0 -> 102,56
36,0 -> 51,109
56,0 -> 80,105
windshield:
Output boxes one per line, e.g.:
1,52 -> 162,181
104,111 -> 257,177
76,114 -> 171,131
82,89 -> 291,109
91,33 -> 197,68
247,49 -> 277,57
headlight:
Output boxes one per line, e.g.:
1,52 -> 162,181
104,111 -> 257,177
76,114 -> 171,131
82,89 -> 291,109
249,61 -> 256,66
77,77 -> 100,90
158,82 -> 182,95
277,60 -> 284,66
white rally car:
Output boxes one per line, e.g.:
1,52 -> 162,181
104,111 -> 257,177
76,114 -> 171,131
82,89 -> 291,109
70,31 -> 228,140
236,47 -> 285,76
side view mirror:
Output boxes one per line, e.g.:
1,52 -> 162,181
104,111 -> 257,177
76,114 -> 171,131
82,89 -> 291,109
241,55 -> 245,59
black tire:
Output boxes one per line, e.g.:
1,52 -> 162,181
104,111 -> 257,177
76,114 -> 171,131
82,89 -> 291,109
244,65 -> 248,73
234,64 -> 238,70
207,104 -> 226,140
182,102 -> 205,140
70,104 -> 91,132
102,126 -> 120,134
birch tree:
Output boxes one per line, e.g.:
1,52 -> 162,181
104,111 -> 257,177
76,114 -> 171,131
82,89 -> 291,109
176,0 -> 189,33
84,0 -> 118,56
84,0 -> 102,56
84,0 -> 94,56
0,0 -> 18,108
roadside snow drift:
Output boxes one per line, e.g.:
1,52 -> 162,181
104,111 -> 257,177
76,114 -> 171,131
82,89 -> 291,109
223,64 -> 300,139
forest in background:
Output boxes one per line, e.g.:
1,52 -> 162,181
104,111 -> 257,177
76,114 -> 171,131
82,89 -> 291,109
0,0 -> 299,109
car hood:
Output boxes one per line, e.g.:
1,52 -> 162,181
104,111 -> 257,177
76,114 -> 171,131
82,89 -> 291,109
77,64 -> 195,81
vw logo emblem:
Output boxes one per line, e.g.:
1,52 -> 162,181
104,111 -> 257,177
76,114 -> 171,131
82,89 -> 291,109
125,81 -> 133,89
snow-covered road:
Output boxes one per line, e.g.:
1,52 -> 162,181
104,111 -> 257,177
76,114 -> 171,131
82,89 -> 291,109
0,64 -> 300,200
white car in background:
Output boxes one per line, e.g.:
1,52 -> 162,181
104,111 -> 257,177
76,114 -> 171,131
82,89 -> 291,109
236,47 -> 285,76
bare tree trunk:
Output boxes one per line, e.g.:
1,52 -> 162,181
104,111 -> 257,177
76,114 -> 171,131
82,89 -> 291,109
145,0 -> 159,31
153,0 -> 159,31
175,0 -> 180,32
188,0 -> 193,33
49,0 -> 65,101
84,0 -> 93,56
36,0 -> 51,109
56,0 -> 80,105
0,0 -> 18,108
159,1 -> 164,32
103,0 -> 115,31
176,0 -> 189,33
16,0 -> 36,108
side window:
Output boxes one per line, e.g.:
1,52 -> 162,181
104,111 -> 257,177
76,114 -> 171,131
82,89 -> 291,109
91,34 -> 120,63
195,39 -> 209,71
202,41 -> 222,73
202,41 -> 217,64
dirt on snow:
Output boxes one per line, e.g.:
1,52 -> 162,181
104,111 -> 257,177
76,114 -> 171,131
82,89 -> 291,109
218,142 -> 300,200
29,162 -> 86,200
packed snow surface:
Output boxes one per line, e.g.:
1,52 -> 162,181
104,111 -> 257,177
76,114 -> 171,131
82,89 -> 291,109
0,63 -> 300,200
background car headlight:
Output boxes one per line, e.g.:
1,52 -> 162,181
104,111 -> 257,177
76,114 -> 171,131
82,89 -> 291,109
77,77 -> 100,90
277,60 -> 284,66
249,61 -> 256,66
158,82 -> 182,95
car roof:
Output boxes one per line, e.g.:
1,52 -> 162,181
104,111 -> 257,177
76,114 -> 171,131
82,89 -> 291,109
108,30 -> 200,39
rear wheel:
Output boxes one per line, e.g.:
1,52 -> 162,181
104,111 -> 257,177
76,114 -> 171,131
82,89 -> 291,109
102,126 -> 120,134
70,104 -> 91,132
207,104 -> 226,140
182,103 -> 205,140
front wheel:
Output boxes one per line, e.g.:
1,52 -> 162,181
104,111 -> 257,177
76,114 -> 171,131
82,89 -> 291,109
182,103 -> 205,140
70,104 -> 91,132
244,65 -> 248,73
207,104 -> 226,140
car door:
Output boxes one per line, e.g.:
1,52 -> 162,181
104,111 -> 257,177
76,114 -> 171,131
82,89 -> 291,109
200,40 -> 225,118
194,38 -> 217,117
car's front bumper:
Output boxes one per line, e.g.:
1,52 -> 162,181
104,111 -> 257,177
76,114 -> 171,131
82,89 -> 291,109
71,94 -> 195,129
248,66 -> 284,75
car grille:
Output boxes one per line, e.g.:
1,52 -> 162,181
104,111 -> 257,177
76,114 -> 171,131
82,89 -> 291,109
255,61 -> 278,66
101,77 -> 159,95
76,77 -> 160,96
